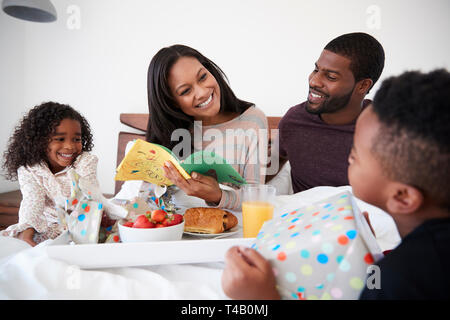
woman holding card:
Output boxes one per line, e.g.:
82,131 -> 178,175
145,44 -> 268,210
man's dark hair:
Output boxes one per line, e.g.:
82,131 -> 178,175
325,32 -> 385,92
371,69 -> 450,210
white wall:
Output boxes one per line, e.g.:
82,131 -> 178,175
0,0 -> 449,194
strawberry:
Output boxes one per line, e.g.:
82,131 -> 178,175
133,215 -> 156,228
172,213 -> 183,225
123,221 -> 134,228
162,217 -> 172,227
151,209 -> 166,223
155,223 -> 165,228
161,213 -> 183,227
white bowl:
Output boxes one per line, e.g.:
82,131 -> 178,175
118,220 -> 185,243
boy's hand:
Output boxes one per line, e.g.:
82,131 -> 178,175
221,246 -> 281,300
163,161 -> 222,204
18,228 -> 37,247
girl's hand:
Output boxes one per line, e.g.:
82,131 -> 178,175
162,161 -> 222,204
221,246 -> 280,300
18,228 -> 37,247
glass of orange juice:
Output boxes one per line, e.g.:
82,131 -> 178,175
241,184 -> 276,238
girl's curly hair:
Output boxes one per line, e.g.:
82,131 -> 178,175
2,101 -> 94,180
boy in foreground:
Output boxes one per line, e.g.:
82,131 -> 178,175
222,69 -> 450,299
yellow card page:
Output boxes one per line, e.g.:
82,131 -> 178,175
114,139 -> 190,186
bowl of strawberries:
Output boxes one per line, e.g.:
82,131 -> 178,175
118,209 -> 184,242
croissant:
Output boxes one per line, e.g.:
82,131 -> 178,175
184,207 -> 238,234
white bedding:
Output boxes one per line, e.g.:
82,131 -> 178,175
0,180 -> 401,299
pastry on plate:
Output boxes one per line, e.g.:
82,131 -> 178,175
184,207 -> 238,234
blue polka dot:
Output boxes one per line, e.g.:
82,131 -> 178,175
336,255 -> 344,264
80,229 -> 86,236
285,272 -> 297,283
133,203 -> 139,208
291,293 -> 299,299
290,232 -> 300,238
78,214 -> 85,221
257,232 -> 264,239
274,233 -> 281,238
251,243 -> 257,249
312,230 -> 321,236
281,213 -> 288,218
322,214 -> 330,220
300,249 -> 310,258
81,203 -> 87,209
291,218 -> 299,223
297,286 -> 305,292
340,194 -> 348,198
324,203 -> 332,208
316,284 -> 324,290
98,203 -> 103,210
106,226 -> 112,231
297,213 -> 304,218
346,230 -> 357,239
151,196 -> 156,201
317,253 -> 329,264
272,244 -> 281,251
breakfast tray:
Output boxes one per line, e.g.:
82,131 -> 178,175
46,231 -> 253,269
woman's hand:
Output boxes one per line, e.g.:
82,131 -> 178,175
18,228 -> 37,247
162,161 -> 222,204
221,246 -> 280,300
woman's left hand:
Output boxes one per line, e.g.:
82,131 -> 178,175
162,161 -> 222,204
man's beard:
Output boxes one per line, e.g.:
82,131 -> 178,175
306,86 -> 355,115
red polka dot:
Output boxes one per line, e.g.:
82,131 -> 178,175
288,225 -> 295,230
304,224 -> 312,229
344,216 -> 354,220
364,253 -> 374,264
72,199 -> 78,205
338,207 -> 345,211
337,235 -> 349,245
113,235 -> 120,242
290,211 -> 297,215
297,292 -> 306,300
84,206 -> 90,212
312,211 -> 320,216
277,252 -> 287,261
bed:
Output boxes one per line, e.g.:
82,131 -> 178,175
0,114 -> 401,299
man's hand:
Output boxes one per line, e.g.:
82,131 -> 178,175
163,161 -> 222,204
18,228 -> 37,247
221,246 -> 280,300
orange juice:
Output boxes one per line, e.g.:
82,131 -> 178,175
242,201 -> 274,238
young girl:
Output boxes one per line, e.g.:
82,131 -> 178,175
1,102 -> 98,246
144,44 -> 268,210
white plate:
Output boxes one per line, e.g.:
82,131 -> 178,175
183,225 -> 241,238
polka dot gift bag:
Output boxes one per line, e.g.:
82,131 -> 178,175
251,191 -> 383,300
56,169 -> 104,244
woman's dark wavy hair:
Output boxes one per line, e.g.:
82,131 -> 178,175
146,44 -> 254,150
2,101 -> 93,180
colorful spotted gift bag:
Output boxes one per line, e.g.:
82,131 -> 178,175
56,169 -> 127,244
251,191 -> 383,300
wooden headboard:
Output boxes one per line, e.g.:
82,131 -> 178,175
115,113 -> 281,194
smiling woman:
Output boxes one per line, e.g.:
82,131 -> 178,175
116,45 -> 269,210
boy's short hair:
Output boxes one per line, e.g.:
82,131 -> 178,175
324,32 -> 385,92
371,69 -> 450,210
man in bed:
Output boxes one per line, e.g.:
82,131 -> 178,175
271,32 -> 385,193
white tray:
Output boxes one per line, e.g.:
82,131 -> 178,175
46,231 -> 254,269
